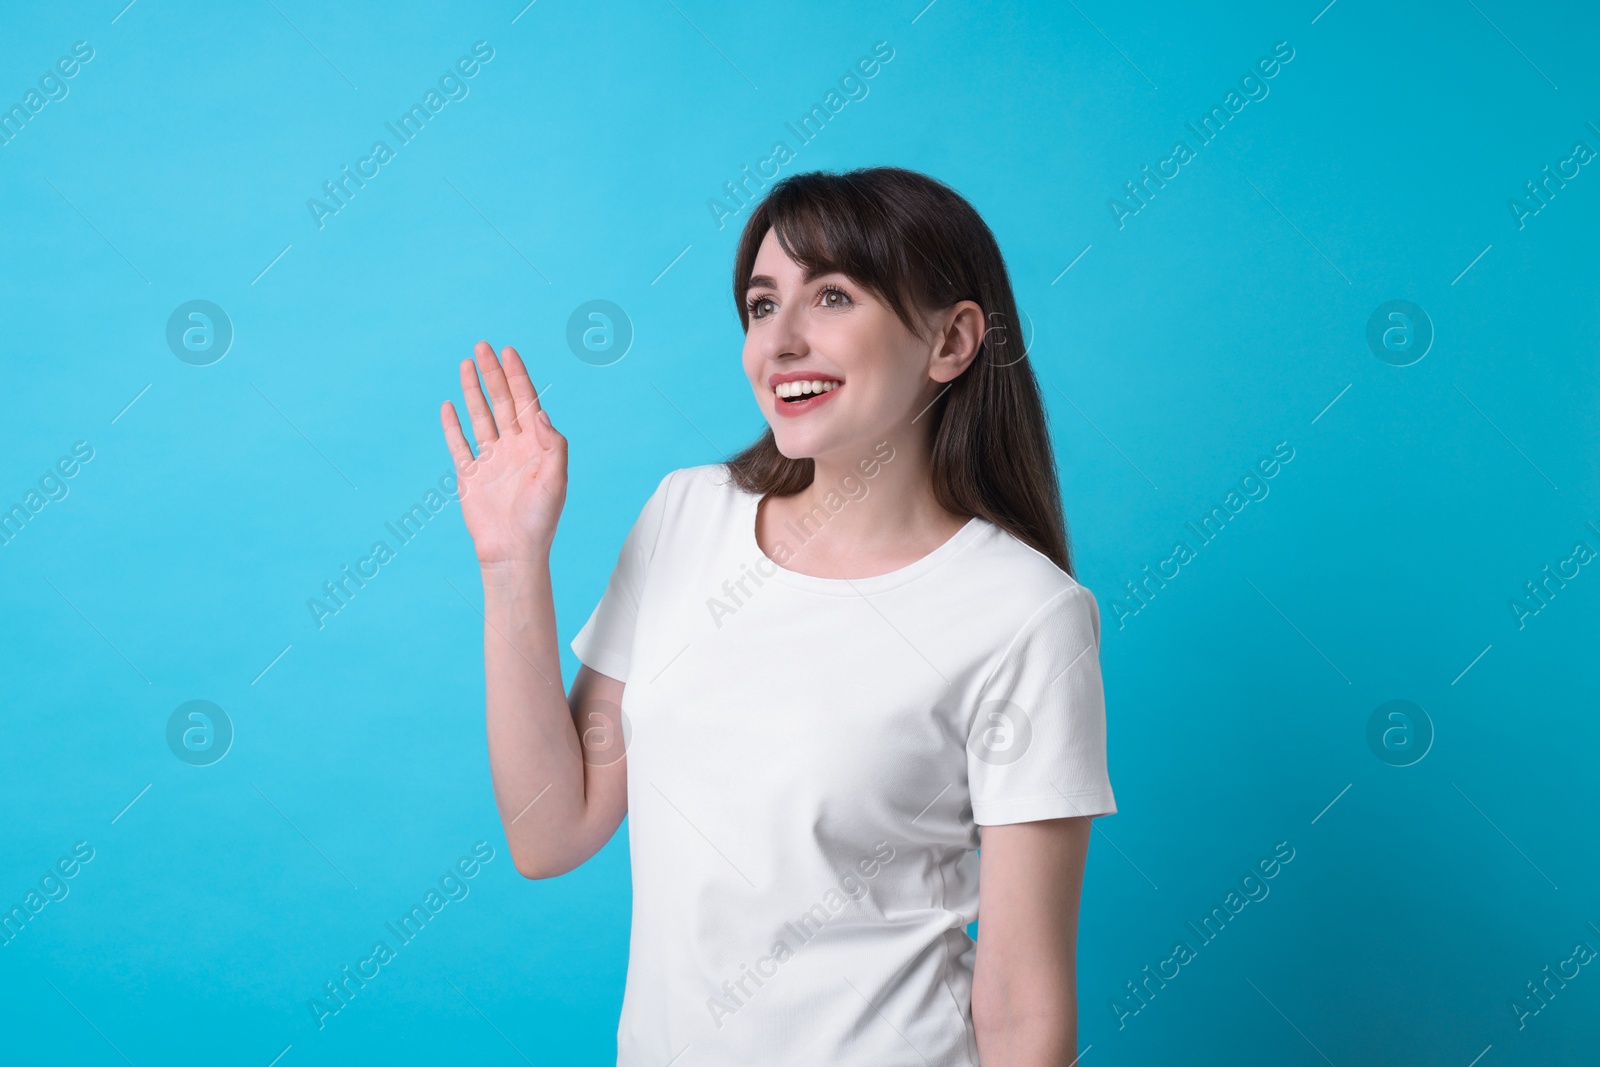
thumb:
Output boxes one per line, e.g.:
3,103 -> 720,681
532,407 -> 567,453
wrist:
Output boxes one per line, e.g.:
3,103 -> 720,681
479,554 -> 551,588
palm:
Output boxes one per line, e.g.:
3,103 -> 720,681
440,341 -> 568,566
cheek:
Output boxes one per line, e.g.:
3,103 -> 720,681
846,342 -> 920,410
741,345 -> 766,395
824,320 -> 892,381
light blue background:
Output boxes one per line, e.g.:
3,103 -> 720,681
2,1 -> 1596,1064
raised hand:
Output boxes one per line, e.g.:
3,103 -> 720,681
440,341 -> 568,567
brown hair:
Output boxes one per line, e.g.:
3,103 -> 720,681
727,166 -> 1075,576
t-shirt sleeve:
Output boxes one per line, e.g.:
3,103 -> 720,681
967,582 -> 1117,825
568,470 -> 677,684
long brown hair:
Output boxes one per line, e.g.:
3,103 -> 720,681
727,166 -> 1075,576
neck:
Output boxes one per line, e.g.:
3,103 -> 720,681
779,427 -> 964,567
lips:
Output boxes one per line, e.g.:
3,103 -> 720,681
768,373 -> 843,419
775,379 -> 840,401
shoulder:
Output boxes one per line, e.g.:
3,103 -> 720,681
648,463 -> 747,508
634,463 -> 751,534
966,520 -> 1101,641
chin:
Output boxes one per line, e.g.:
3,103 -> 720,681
770,433 -> 820,460
771,426 -> 873,465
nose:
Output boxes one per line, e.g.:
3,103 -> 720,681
760,301 -> 809,362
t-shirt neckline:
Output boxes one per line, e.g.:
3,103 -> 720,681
739,481 -> 988,596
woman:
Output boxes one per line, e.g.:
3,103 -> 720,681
441,166 -> 1116,1067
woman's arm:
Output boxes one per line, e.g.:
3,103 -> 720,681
441,341 -> 629,880
972,816 -> 1093,1067
479,573 -> 630,879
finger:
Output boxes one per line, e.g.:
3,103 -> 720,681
460,348 -> 499,445
476,339 -> 521,435
440,401 -> 475,470
499,344 -> 541,423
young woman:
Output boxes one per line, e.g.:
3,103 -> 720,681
440,166 -> 1116,1067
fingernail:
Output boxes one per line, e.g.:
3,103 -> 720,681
538,410 -> 552,426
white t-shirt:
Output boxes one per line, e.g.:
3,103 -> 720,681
570,462 -> 1116,1067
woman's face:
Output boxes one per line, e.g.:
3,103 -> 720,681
741,228 -> 952,463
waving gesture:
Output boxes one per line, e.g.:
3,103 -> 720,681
441,341 -> 568,567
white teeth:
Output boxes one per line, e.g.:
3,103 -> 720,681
776,380 -> 840,398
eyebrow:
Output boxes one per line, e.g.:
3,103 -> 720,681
745,269 -> 838,293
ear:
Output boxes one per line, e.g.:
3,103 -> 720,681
928,300 -> 987,384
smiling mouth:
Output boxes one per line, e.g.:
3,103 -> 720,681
775,379 -> 842,404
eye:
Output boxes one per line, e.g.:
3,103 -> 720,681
818,284 -> 852,308
745,283 -> 852,320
